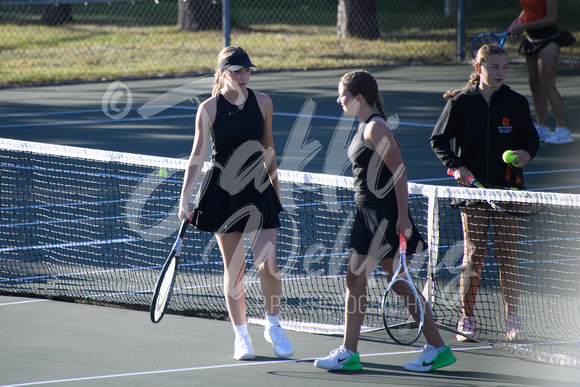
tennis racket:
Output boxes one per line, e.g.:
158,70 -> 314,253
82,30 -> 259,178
381,232 -> 424,345
470,31 -> 509,58
447,168 -> 543,217
150,213 -> 193,323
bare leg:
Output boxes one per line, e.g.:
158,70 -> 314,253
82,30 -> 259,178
215,231 -> 247,326
526,52 -> 548,127
343,251 -> 374,352
492,212 -> 520,317
460,205 -> 490,318
248,227 -> 281,317
538,42 -> 567,127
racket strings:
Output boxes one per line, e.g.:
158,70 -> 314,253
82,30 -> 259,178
382,279 -> 423,344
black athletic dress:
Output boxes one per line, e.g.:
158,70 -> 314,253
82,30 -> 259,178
347,114 -> 425,258
191,88 -> 282,234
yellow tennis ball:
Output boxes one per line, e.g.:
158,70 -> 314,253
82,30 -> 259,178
502,150 -> 517,164
158,168 -> 168,178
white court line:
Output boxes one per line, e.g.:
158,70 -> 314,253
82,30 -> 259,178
0,299 -> 49,306
0,346 -> 491,387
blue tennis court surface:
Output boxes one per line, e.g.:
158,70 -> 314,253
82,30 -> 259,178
2,295 -> 580,387
1,66 -> 580,385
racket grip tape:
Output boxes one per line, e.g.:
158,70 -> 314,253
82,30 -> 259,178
447,168 -> 482,188
398,232 -> 407,251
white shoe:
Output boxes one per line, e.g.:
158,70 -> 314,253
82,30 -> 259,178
403,344 -> 456,372
536,125 -> 552,142
233,333 -> 255,360
506,314 -> 528,341
264,324 -> 294,358
545,127 -> 574,144
456,316 -> 477,342
314,345 -> 362,371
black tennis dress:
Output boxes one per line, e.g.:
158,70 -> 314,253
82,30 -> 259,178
191,88 -> 282,234
347,114 -> 425,258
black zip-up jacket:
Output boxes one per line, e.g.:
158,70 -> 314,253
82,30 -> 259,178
430,84 -> 540,189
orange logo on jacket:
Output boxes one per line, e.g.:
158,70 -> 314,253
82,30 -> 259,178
498,117 -> 512,134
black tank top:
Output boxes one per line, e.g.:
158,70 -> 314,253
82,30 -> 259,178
347,114 -> 397,206
212,88 -> 264,167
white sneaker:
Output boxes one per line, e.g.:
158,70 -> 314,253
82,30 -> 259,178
233,333 -> 255,360
264,324 -> 294,358
536,125 -> 552,142
456,316 -> 477,342
403,344 -> 457,372
545,127 -> 574,144
506,314 -> 528,341
314,345 -> 362,371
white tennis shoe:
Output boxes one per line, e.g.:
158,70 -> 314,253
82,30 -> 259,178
264,324 -> 294,358
545,127 -> 574,145
506,314 -> 528,341
456,315 -> 477,342
314,345 -> 362,371
233,332 -> 255,360
535,125 -> 552,142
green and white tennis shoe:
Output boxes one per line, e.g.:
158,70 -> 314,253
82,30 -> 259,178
404,344 -> 456,372
314,345 -> 362,371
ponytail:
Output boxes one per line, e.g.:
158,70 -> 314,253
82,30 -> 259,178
443,44 -> 507,100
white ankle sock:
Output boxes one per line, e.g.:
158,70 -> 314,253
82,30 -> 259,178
233,323 -> 248,338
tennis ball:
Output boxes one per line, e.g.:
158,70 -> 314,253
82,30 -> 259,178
158,168 -> 168,178
502,150 -> 517,164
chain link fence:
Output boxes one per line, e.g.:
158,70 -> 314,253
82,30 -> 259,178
1,0 -> 578,87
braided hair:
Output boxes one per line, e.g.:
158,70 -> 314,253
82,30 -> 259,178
340,70 -> 387,121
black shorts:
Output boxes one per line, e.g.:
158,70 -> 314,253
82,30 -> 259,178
348,201 -> 425,258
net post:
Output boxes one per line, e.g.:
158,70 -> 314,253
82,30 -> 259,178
424,186 -> 439,308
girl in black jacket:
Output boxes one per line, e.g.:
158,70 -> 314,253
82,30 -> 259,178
430,45 -> 539,342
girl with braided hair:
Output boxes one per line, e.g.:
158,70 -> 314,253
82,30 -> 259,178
314,70 -> 456,372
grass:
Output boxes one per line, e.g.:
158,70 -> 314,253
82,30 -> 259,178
1,0 -> 578,87
0,23 -> 460,87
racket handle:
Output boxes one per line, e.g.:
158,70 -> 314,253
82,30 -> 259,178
447,168 -> 480,187
399,232 -> 407,251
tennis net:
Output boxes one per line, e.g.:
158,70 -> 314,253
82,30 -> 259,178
1,138 -> 579,367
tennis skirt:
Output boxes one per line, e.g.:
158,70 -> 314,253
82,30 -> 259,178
348,201 -> 426,259
518,25 -> 576,56
191,164 -> 282,234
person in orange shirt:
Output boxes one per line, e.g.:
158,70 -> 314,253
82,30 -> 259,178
509,0 -> 576,144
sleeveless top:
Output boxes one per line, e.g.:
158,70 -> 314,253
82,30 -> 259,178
520,0 -> 546,23
347,114 -> 398,206
517,0 -> 576,55
191,88 -> 282,233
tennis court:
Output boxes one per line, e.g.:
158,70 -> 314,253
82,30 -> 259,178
1,65 -> 580,386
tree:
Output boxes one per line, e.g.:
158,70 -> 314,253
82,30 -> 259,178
337,0 -> 380,39
178,0 -> 222,31
41,4 -> 72,25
